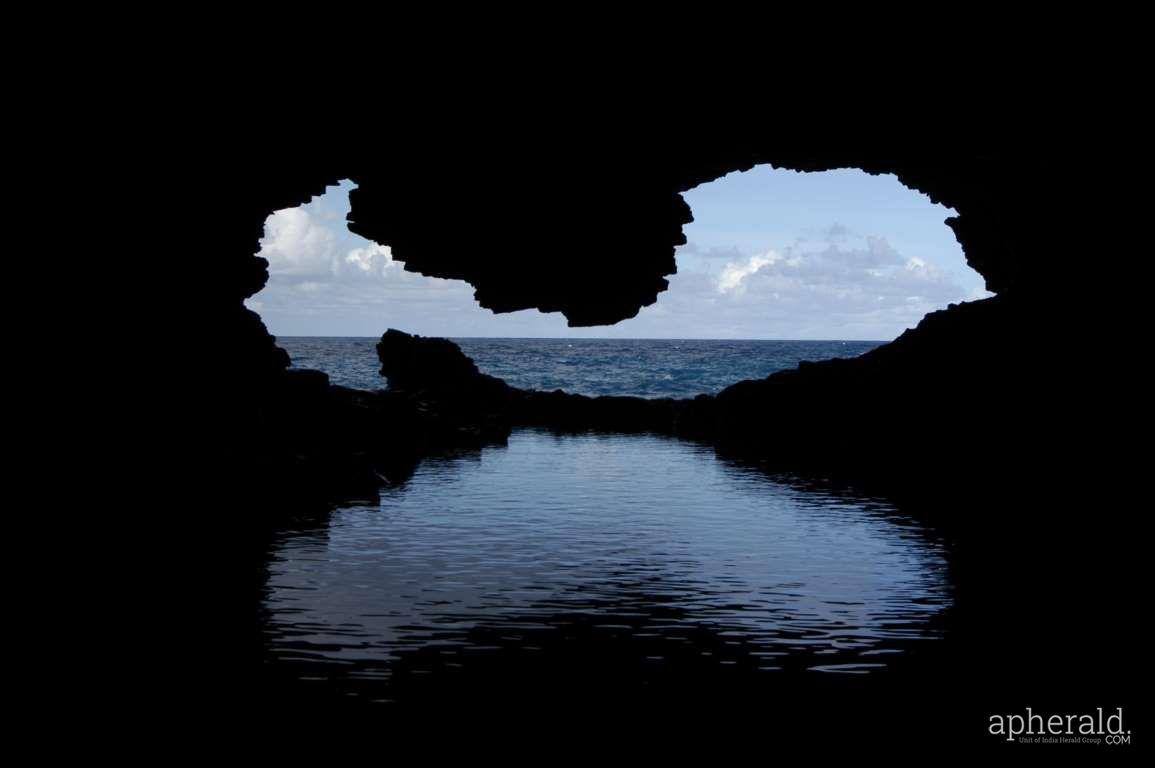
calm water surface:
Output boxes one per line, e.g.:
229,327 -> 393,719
262,431 -> 951,702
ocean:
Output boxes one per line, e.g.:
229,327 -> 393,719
276,337 -> 883,398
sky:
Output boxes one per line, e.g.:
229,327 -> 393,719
245,167 -> 991,340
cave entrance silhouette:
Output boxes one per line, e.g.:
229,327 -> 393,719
244,166 -> 989,398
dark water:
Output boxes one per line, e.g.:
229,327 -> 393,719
262,430 -> 951,703
277,336 -> 882,397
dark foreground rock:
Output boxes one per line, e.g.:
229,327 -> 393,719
250,290 -> 1065,511
241,329 -> 704,506
188,139 -> 1125,522
382,327 -> 720,435
153,125 -> 1139,743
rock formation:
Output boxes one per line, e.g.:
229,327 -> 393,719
156,124 -> 1138,739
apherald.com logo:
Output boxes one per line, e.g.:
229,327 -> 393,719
989,708 -> 1131,745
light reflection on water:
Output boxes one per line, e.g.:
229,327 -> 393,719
262,430 -> 951,699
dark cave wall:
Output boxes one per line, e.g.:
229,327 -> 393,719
197,139 -> 1078,485
153,112 -> 1140,731
217,145 -> 1056,362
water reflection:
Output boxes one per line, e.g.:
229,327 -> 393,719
262,430 -> 952,703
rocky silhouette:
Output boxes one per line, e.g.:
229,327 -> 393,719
193,142 -> 1107,511
251,288 -> 1053,509
162,133 -> 1136,747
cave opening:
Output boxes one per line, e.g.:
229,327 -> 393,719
184,138 -> 1139,733
245,167 -> 989,398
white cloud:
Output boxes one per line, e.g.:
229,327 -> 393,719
259,207 -> 341,279
718,251 -> 780,294
665,232 -> 989,339
343,243 -> 397,277
259,205 -> 399,283
246,177 -> 991,340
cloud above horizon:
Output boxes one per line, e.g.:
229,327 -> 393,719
246,170 -> 990,339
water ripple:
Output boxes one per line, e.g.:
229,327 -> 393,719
262,430 -> 951,698
276,337 -> 882,398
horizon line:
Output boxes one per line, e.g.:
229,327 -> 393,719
273,334 -> 889,343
